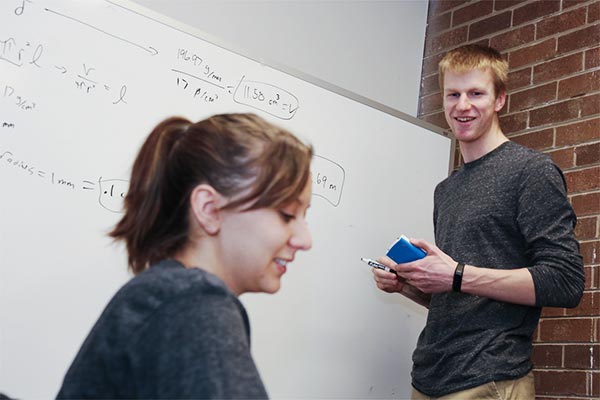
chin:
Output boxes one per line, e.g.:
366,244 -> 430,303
262,279 -> 282,294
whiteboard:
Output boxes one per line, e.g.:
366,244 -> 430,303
0,1 -> 450,398
131,0 -> 429,115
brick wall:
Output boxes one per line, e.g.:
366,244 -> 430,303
418,1 -> 599,398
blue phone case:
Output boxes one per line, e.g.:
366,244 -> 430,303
386,235 -> 426,263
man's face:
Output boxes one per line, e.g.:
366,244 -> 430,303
443,68 -> 506,143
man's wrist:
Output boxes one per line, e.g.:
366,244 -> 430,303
452,262 -> 465,292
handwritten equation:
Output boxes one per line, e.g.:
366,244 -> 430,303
3,1 -> 301,119
172,51 -> 300,119
233,78 -> 299,120
0,35 -> 129,106
1,146 -> 345,211
311,155 -> 345,207
0,147 -> 128,213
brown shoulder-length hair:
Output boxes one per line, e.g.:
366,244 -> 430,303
110,113 -> 313,274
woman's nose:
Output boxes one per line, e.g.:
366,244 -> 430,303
289,218 -> 312,251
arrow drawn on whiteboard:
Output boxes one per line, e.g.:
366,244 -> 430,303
44,8 -> 159,56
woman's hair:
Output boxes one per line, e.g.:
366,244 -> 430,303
438,44 -> 508,97
110,113 -> 313,274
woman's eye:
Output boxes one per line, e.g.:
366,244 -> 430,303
279,211 -> 295,222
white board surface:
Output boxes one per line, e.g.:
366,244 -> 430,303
0,1 -> 450,398
131,0 -> 429,115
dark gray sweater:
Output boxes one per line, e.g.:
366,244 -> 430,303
412,141 -> 584,397
57,259 -> 268,399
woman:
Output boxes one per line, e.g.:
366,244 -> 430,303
57,113 -> 313,399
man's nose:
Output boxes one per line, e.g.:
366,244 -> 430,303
457,93 -> 471,110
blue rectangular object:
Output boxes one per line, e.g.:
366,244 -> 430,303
386,235 -> 426,263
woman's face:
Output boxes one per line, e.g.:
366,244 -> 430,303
219,179 -> 313,295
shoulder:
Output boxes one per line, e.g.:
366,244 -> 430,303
504,142 -> 567,190
118,259 -> 232,304
98,260 -> 242,338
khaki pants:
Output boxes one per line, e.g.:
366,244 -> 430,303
411,371 -> 535,400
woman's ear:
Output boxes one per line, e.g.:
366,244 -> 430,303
189,184 -> 223,235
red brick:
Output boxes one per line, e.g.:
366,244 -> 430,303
427,12 -> 452,36
541,307 -> 567,317
510,39 -> 557,69
532,344 -> 563,368
514,0 -> 562,26
559,70 -> 600,100
576,142 -> 600,166
575,216 -> 598,240
549,147 -> 575,170
558,25 -> 600,55
565,291 -> 599,317
500,111 -> 528,134
421,73 -> 440,96
589,265 -> 600,289
556,118 -> 600,146
419,92 -> 443,115
468,11 -> 512,41
452,146 -> 463,170
564,166 -> 600,193
495,0 -> 528,11
564,0 -> 590,10
533,52 -> 583,85
592,371 -> 600,397
422,52 -> 445,76
535,370 -> 588,396
420,111 -> 448,131
491,24 -> 536,52
453,1 -> 494,27
586,47 -> 600,69
426,26 -> 469,56
537,7 -> 587,39
582,93 -> 600,118
511,128 -> 554,150
507,67 -> 532,91
428,0 -> 469,17
583,265 -> 597,290
538,318 -> 594,342
530,95 -> 595,128
572,192 -> 600,217
580,240 -> 600,265
510,82 -> 557,112
590,1 -> 600,23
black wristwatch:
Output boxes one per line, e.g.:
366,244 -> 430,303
452,262 -> 465,292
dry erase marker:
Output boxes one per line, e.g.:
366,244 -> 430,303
360,257 -> 397,275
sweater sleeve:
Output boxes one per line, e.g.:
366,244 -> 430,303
127,288 -> 268,399
518,156 -> 584,308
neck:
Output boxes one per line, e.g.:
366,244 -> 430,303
175,240 -> 240,295
459,121 -> 508,163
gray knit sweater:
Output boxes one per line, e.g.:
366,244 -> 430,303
412,141 -> 584,397
57,259 -> 268,399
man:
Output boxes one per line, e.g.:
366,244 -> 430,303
372,44 -> 584,399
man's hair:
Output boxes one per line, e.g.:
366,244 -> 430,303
438,44 -> 508,96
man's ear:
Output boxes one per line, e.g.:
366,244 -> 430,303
495,90 -> 507,112
189,184 -> 223,235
